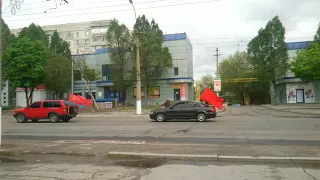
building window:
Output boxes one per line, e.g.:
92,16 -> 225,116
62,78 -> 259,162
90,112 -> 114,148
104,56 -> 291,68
85,39 -> 89,45
77,32 -> 79,37
68,32 -> 71,36
85,31 -> 89,36
76,40 -> 79,45
3,92 -> 6,95
174,67 -> 179,75
3,101 -> 6,104
102,37 -> 105,41
76,49 -> 80,54
3,97 -> 6,99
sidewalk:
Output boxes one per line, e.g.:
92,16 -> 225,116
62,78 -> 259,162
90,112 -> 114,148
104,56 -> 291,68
261,104 -> 320,115
0,140 -> 319,159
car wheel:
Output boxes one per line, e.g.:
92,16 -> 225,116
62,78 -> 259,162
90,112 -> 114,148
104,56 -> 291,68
62,117 -> 71,122
197,113 -> 206,122
156,113 -> 165,122
49,113 -> 60,123
16,113 -> 26,123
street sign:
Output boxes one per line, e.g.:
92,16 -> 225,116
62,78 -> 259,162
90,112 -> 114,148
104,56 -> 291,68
214,79 -> 221,92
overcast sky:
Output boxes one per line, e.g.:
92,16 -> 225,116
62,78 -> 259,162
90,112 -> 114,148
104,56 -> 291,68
3,0 -> 319,80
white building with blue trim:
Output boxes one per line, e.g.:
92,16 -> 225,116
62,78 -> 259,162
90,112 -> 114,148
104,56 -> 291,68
73,33 -> 194,106
270,41 -> 320,104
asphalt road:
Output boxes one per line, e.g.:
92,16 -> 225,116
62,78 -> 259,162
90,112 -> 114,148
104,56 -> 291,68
2,106 -> 320,145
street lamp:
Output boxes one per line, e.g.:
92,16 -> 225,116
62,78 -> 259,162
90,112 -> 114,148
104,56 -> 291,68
129,0 -> 142,115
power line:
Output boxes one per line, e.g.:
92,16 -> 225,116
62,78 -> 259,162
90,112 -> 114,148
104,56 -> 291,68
3,0 -> 217,17
3,0 -> 217,21
69,0 -> 93,20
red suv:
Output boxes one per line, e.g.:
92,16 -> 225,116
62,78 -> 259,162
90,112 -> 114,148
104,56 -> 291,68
13,100 -> 79,123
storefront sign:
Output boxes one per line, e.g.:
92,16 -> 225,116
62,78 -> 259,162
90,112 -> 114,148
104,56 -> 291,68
180,83 -> 187,100
214,79 -> 221,92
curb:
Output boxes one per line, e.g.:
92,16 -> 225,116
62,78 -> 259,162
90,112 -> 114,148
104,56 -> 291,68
108,152 -> 320,164
260,105 -> 320,116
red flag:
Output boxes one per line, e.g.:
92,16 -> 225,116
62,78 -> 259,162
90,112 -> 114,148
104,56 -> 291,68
200,88 -> 224,110
77,95 -> 93,107
68,94 -> 82,104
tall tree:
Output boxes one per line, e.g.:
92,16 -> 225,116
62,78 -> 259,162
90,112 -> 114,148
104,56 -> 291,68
2,19 -> 16,52
3,37 -> 47,106
247,16 -> 288,104
199,74 -> 214,93
73,55 -> 100,110
313,23 -> 320,44
18,23 -> 49,46
220,51 -> 270,105
291,42 -> 320,82
1,19 -> 16,90
49,31 -> 71,58
44,31 -> 72,98
134,15 -> 173,107
106,19 -> 133,105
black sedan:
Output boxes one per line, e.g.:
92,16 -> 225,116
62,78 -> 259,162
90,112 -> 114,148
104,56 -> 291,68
149,101 -> 216,122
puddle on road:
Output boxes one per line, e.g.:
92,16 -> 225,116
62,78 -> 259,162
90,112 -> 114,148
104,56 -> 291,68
0,157 -> 25,162
113,159 -> 165,168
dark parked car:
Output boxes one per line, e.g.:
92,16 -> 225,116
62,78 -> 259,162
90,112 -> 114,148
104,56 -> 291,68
149,101 -> 216,122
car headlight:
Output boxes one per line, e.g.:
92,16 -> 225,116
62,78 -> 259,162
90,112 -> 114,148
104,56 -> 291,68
149,111 -> 154,115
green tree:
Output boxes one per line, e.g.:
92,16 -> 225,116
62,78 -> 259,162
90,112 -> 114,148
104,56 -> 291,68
3,37 -> 47,106
1,19 -> 16,90
106,19 -> 133,104
313,23 -> 320,44
291,42 -> 320,81
199,74 -> 214,93
49,31 -> 71,58
134,15 -> 173,107
44,31 -> 72,98
247,16 -> 288,104
2,19 -> 16,52
220,51 -> 269,105
18,23 -> 49,46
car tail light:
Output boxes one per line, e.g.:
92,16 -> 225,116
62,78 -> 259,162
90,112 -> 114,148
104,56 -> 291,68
211,108 -> 216,112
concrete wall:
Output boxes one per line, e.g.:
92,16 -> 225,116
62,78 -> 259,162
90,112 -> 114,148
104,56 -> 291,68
270,83 -> 286,104
16,90 -> 47,107
312,80 -> 320,103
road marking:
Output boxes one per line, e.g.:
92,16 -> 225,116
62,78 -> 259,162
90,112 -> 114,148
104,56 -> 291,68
55,140 -> 146,145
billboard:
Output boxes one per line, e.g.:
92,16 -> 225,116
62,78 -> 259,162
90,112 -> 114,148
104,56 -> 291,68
214,79 -> 221,92
149,86 -> 160,98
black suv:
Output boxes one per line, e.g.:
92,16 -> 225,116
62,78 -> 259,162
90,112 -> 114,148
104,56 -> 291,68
149,101 -> 216,122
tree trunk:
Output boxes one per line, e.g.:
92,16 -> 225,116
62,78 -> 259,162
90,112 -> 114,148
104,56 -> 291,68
84,80 -> 99,110
146,85 -> 150,108
272,80 -> 278,105
24,89 -> 29,107
29,88 -> 34,106
125,90 -> 128,107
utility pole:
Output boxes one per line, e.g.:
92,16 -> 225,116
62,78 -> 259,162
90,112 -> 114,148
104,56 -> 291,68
213,48 -> 221,97
213,48 -> 221,77
0,0 -> 3,145
71,59 -> 74,94
129,0 -> 142,115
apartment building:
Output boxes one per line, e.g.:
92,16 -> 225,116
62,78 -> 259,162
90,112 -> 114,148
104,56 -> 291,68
12,20 -> 110,55
270,41 -> 320,104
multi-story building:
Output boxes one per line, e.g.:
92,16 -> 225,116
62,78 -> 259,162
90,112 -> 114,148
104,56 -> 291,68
73,33 -> 194,105
12,20 -> 110,55
270,41 -> 320,104
10,20 -> 194,106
